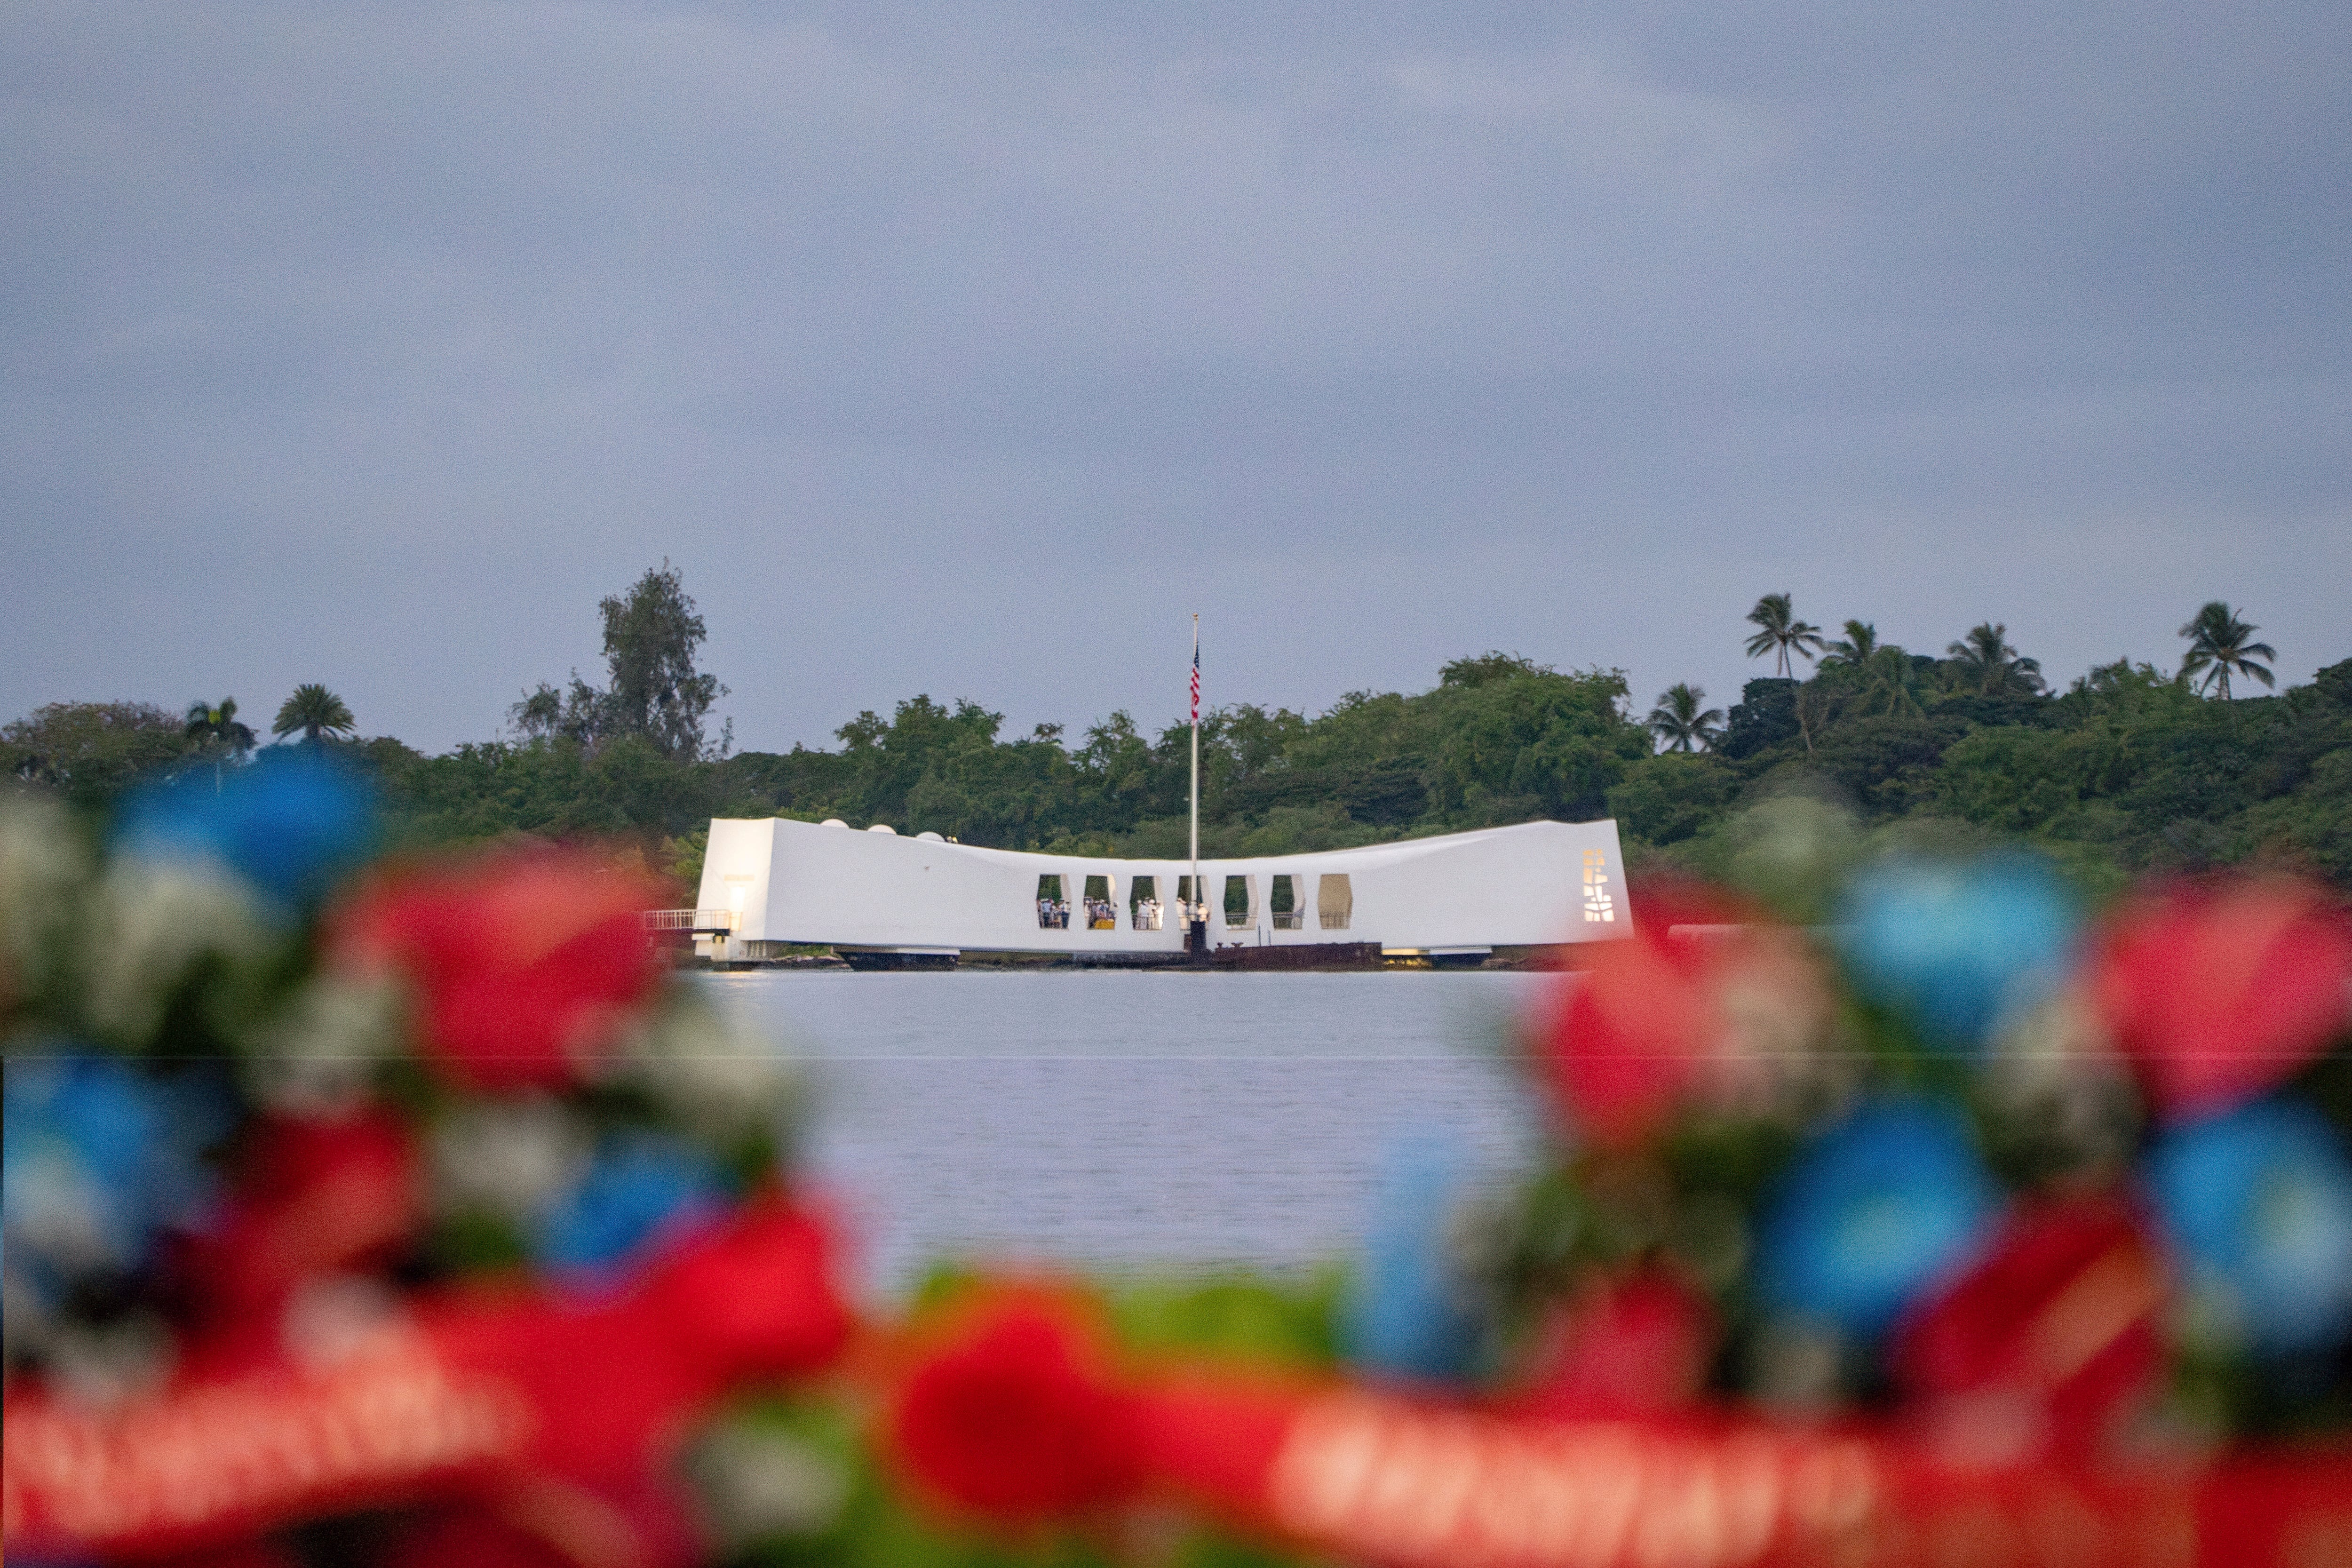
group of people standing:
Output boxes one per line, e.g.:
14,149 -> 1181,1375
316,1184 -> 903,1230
1034,885 -> 1209,932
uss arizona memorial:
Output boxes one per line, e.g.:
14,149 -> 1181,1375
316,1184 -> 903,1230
685,815 -> 1635,966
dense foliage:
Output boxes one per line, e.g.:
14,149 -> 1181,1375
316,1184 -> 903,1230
1624,653 -> 2352,895
9,583 -> 2350,896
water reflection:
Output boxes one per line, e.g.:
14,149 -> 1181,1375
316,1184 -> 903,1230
698,970 -> 1548,1294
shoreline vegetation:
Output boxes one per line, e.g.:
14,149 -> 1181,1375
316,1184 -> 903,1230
8,575 -> 2348,901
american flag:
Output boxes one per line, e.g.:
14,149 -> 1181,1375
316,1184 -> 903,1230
1191,637 -> 1200,723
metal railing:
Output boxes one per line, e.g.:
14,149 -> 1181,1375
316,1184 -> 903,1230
642,908 -> 738,933
1319,911 -> 1351,930
1271,911 -> 1305,930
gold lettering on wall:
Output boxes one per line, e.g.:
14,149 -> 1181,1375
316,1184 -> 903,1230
1583,850 -> 1616,923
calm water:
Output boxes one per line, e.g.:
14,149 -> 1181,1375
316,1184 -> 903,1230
694,969 -> 1557,1295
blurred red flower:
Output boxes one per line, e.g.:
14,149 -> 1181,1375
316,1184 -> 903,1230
421,1201 -> 853,1492
642,1200 -> 857,1389
180,1106 -> 421,1326
1891,1199 -> 2165,1463
333,850 -> 665,1091
1536,883 -> 1831,1146
2089,878 -> 2352,1122
887,1299 -> 1144,1521
1511,1267 -> 1718,1419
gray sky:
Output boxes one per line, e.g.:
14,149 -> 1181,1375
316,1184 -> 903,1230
6,0 -> 2347,754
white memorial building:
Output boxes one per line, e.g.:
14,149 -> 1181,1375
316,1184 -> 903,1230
687,816 -> 1633,966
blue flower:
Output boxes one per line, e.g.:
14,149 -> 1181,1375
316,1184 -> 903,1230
531,1135 -> 726,1274
114,750 -> 375,910
1344,1130 -> 1483,1381
1756,1099 -> 2000,1340
2145,1098 -> 2352,1360
1835,853 -> 2080,1051
3,1055 -> 225,1302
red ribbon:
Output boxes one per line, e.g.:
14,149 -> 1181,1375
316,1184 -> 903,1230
885,1300 -> 2352,1568
4,1202 -> 852,1563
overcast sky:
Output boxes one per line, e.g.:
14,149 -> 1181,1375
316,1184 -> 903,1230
5,1 -> 2347,754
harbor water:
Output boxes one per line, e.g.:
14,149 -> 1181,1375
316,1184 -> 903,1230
698,968 -> 1554,1296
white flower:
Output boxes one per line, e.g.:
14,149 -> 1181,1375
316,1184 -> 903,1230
429,1097 -> 592,1221
1985,987 -> 2140,1182
46,1314 -> 176,1412
241,975 -> 408,1114
281,1274 -> 413,1371
81,860 -> 274,1044
0,796 -> 91,1015
610,992 -> 803,1146
683,1418 -> 850,1546
4,1146 -> 126,1278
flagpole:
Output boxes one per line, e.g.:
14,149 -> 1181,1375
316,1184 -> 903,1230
1189,614 -> 1201,955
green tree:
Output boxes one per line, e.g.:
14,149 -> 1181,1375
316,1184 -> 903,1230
183,697 -> 257,792
184,697 -> 255,754
1820,620 -> 1880,668
1802,709 -> 1962,814
1440,651 -> 1555,688
1072,710 -> 1155,828
271,684 -> 357,744
1608,753 -> 1736,845
829,695 -> 1088,844
2,702 -> 199,806
509,682 -> 567,741
1932,726 -> 2091,833
1422,667 -> 1647,823
2179,601 -> 2277,699
1945,622 -> 2045,696
1854,646 -> 1925,718
512,564 -> 730,758
508,677 -> 609,746
1646,683 -> 1725,753
598,562 -> 728,758
1743,594 -> 1826,678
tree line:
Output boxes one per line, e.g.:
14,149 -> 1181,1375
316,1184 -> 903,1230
1614,593 -> 2345,891
7,571 -> 2348,894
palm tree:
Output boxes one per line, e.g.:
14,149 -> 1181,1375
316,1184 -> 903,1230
1856,646 -> 1924,718
1646,684 -> 1726,753
2178,601 -> 2276,699
272,684 -> 357,744
1945,622 -> 2046,697
184,697 -> 257,791
184,697 -> 256,754
1793,683 -> 1831,756
1821,619 -> 1880,667
1744,593 -> 1827,678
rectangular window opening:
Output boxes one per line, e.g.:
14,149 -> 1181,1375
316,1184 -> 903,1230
1129,875 -> 1162,930
1036,873 -> 1069,929
1223,875 -> 1254,927
1083,873 -> 1118,930
1270,874 -> 1304,931
1318,873 -> 1353,931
